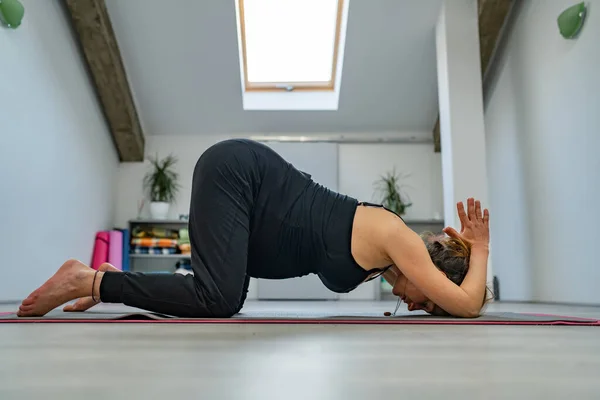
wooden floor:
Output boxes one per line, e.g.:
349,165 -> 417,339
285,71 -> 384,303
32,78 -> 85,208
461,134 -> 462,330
1,300 -> 599,400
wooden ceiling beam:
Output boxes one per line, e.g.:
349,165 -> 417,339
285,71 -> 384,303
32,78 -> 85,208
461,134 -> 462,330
63,0 -> 144,162
432,0 -> 515,152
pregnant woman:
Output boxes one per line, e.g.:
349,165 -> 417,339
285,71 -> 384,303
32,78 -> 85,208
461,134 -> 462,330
17,139 -> 490,318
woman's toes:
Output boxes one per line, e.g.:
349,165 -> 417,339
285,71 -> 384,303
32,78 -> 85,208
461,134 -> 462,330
17,305 -> 34,316
63,301 -> 81,312
63,297 -> 96,312
19,305 -> 34,313
20,296 -> 36,306
64,302 -> 82,312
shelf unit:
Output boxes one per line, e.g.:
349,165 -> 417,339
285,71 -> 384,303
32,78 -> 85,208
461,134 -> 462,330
128,219 -> 190,273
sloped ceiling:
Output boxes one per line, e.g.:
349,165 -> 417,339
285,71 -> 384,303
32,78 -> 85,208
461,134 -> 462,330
105,0 -> 442,136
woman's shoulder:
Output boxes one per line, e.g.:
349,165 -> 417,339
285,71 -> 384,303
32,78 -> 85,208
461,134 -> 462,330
352,205 -> 410,263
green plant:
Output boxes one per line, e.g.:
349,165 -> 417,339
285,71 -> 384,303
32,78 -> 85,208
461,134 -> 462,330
374,168 -> 412,215
143,154 -> 180,203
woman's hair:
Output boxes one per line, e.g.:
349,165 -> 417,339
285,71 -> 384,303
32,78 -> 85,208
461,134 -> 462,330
421,232 -> 493,316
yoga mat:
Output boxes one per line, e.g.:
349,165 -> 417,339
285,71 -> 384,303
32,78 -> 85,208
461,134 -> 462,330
108,230 -> 123,270
90,231 -> 109,270
1,310 -> 598,325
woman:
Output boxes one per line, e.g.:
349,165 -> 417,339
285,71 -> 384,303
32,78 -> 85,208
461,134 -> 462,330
17,139 -> 490,318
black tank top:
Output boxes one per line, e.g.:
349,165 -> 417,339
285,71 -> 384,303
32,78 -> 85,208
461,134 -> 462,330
241,140 -> 398,293
316,201 -> 397,293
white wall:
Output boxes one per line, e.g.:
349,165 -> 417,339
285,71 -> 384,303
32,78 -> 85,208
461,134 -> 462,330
339,144 -> 444,220
0,0 -> 119,301
485,0 -> 600,303
115,136 -> 443,300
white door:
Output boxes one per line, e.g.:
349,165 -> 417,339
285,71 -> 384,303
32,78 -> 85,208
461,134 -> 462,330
256,142 -> 339,300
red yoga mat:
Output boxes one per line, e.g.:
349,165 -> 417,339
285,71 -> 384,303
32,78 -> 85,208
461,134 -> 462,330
90,231 -> 110,270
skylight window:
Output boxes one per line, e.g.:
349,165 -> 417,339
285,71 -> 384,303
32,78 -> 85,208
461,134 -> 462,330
238,0 -> 344,91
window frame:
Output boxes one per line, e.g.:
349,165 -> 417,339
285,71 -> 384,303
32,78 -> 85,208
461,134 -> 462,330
237,0 -> 345,92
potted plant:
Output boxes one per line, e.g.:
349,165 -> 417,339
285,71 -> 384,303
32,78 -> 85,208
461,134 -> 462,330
143,154 -> 180,220
374,168 -> 412,216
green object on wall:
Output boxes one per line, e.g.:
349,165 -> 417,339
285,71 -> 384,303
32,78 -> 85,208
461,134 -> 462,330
0,0 -> 24,28
557,2 -> 587,39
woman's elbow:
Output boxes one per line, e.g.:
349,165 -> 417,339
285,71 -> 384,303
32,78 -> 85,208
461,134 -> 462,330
461,305 -> 483,318
464,309 -> 481,318
450,305 -> 481,318
436,304 -> 481,318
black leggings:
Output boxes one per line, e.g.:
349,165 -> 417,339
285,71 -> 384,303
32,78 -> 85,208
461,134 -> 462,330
99,140 -> 259,317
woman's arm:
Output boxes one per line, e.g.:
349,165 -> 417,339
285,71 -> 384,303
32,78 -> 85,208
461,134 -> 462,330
384,198 -> 490,318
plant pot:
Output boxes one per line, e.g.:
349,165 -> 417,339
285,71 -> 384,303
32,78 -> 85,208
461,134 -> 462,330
150,202 -> 170,220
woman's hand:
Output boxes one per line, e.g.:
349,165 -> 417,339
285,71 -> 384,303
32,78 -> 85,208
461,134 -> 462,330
443,198 -> 489,248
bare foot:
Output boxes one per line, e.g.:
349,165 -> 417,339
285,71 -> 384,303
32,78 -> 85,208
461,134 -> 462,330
63,263 -> 120,312
17,259 -> 97,317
